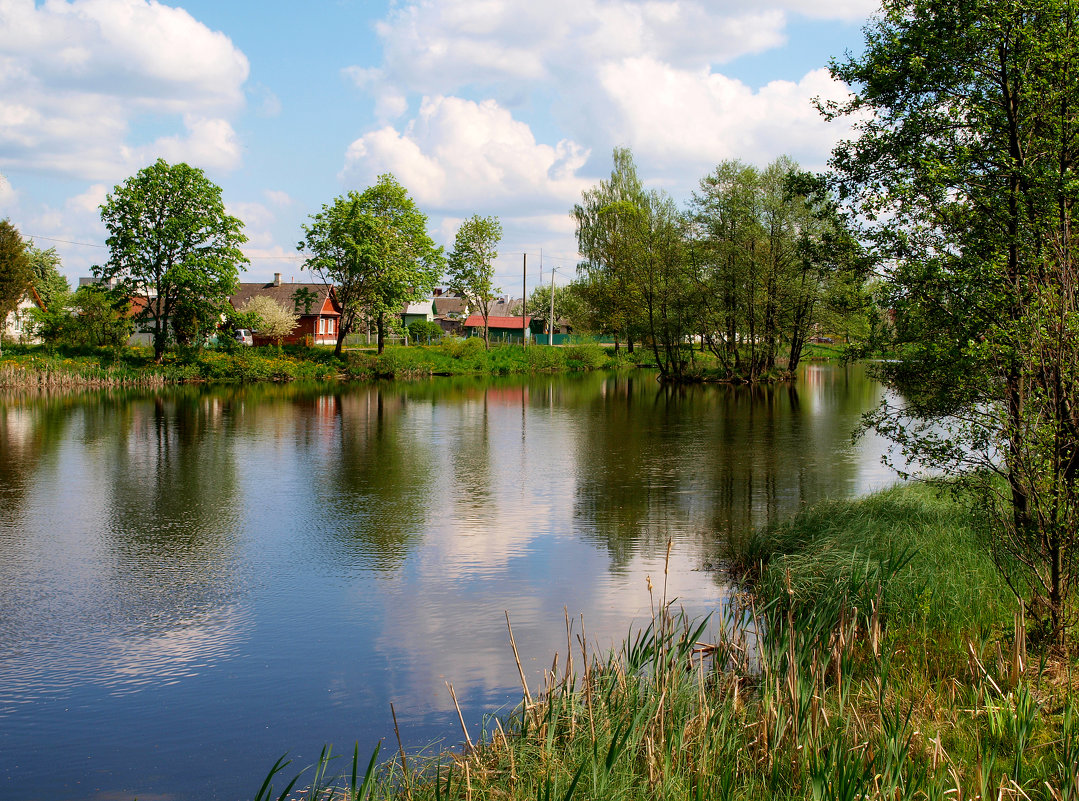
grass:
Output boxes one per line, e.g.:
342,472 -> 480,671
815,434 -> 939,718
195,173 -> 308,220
0,339 -> 655,389
253,482 -> 1079,800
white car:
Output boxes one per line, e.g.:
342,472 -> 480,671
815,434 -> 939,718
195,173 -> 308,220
234,328 -> 254,346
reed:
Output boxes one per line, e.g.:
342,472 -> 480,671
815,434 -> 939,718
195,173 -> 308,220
258,485 -> 1077,800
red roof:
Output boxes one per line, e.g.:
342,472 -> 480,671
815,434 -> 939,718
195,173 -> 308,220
463,314 -> 531,329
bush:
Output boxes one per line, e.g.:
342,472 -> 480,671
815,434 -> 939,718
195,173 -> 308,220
563,342 -> 608,369
407,320 -> 442,344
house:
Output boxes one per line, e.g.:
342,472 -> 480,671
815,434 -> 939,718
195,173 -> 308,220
432,293 -> 469,335
231,274 -> 342,346
2,286 -> 45,344
401,300 -> 434,328
463,314 -> 533,343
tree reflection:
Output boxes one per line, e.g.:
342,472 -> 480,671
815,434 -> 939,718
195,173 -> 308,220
572,368 -> 879,567
317,384 -> 435,571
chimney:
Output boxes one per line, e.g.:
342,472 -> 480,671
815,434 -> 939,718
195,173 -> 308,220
433,287 -> 443,297
273,273 -> 281,287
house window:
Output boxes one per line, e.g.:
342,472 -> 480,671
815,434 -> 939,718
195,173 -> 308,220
318,318 -> 325,335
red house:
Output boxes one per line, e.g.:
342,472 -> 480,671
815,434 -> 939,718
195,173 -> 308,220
462,314 -> 532,343
231,274 -> 342,346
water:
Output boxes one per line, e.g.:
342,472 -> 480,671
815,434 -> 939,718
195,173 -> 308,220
0,364 -> 893,800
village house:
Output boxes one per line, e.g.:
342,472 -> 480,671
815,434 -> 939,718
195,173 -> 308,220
2,286 -> 45,344
231,274 -> 342,346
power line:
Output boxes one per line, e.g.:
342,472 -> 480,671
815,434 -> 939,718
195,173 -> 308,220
24,234 -> 106,248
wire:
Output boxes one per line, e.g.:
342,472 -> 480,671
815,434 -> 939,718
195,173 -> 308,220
24,234 -> 106,248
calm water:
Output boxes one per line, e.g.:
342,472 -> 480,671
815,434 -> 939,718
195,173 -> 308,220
0,365 -> 892,800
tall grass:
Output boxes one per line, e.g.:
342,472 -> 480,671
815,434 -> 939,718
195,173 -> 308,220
256,483 -> 1077,800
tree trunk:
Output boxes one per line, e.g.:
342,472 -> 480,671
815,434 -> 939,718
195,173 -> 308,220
377,313 -> 386,355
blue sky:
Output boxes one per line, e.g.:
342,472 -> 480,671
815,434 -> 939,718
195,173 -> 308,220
0,0 -> 874,295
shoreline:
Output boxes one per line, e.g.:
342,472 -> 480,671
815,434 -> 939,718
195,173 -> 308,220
255,482 -> 1077,799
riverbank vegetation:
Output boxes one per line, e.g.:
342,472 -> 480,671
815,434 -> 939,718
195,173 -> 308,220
254,482 -> 1078,800
0,339 -> 667,389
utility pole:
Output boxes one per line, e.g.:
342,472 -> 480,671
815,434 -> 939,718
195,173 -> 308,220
548,264 -> 559,346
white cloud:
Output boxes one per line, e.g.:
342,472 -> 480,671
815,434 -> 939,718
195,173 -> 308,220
370,0 -> 791,96
135,115 -> 243,172
0,173 -> 18,211
341,96 -> 590,214
66,183 -> 108,215
598,61 -> 855,172
0,0 -> 249,181
263,190 -> 293,208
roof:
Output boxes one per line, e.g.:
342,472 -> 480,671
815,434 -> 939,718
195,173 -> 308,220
433,296 -> 468,316
402,300 -> 434,316
463,314 -> 531,329
231,282 -> 338,316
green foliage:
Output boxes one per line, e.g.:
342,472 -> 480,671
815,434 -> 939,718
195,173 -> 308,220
0,219 -> 32,351
828,0 -> 1079,640
407,319 -> 442,344
300,174 -> 444,356
25,244 -> 69,310
96,159 -> 248,361
447,214 -> 502,349
32,285 -> 132,349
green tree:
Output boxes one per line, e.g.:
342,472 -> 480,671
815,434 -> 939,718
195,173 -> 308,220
300,174 -> 444,356
96,159 -> 248,362
37,285 -> 133,348
573,148 -> 648,353
827,0 -> 1079,639
0,219 -> 32,355
26,244 -> 69,310
446,215 -> 502,349
688,159 -> 861,380
241,295 -> 299,346
407,319 -> 442,344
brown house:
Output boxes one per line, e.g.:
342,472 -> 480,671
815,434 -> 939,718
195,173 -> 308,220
231,274 -> 342,346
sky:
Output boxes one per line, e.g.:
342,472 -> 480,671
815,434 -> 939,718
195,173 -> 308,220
0,0 -> 876,296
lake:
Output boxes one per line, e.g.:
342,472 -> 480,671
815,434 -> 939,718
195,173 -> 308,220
0,364 -> 894,800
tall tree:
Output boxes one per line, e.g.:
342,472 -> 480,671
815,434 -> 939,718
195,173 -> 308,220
0,219 -> 32,355
573,148 -> 648,353
300,174 -> 444,356
447,215 -> 502,349
96,159 -> 248,361
826,0 -> 1079,640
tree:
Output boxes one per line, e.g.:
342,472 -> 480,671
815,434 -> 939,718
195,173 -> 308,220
688,159 -> 864,381
96,159 -> 248,362
573,148 -> 649,353
241,295 -> 299,346
447,215 -> 502,349
0,219 -> 32,355
33,285 -> 132,348
26,244 -> 69,310
300,174 -> 444,356
826,0 -> 1079,641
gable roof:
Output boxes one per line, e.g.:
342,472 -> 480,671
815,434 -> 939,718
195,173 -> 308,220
433,296 -> 468,316
463,314 -> 531,329
231,282 -> 337,316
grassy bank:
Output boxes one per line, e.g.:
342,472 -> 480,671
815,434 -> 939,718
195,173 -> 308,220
0,340 -> 656,389
257,483 -> 1078,800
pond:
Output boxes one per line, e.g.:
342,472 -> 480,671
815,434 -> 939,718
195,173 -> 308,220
0,364 -> 894,800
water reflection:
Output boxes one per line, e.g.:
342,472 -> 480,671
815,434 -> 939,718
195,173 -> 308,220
0,366 -> 894,801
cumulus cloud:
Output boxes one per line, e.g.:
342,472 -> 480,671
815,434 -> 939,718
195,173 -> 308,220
598,62 -> 855,172
371,0 -> 793,96
341,96 -> 590,213
0,0 -> 249,180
